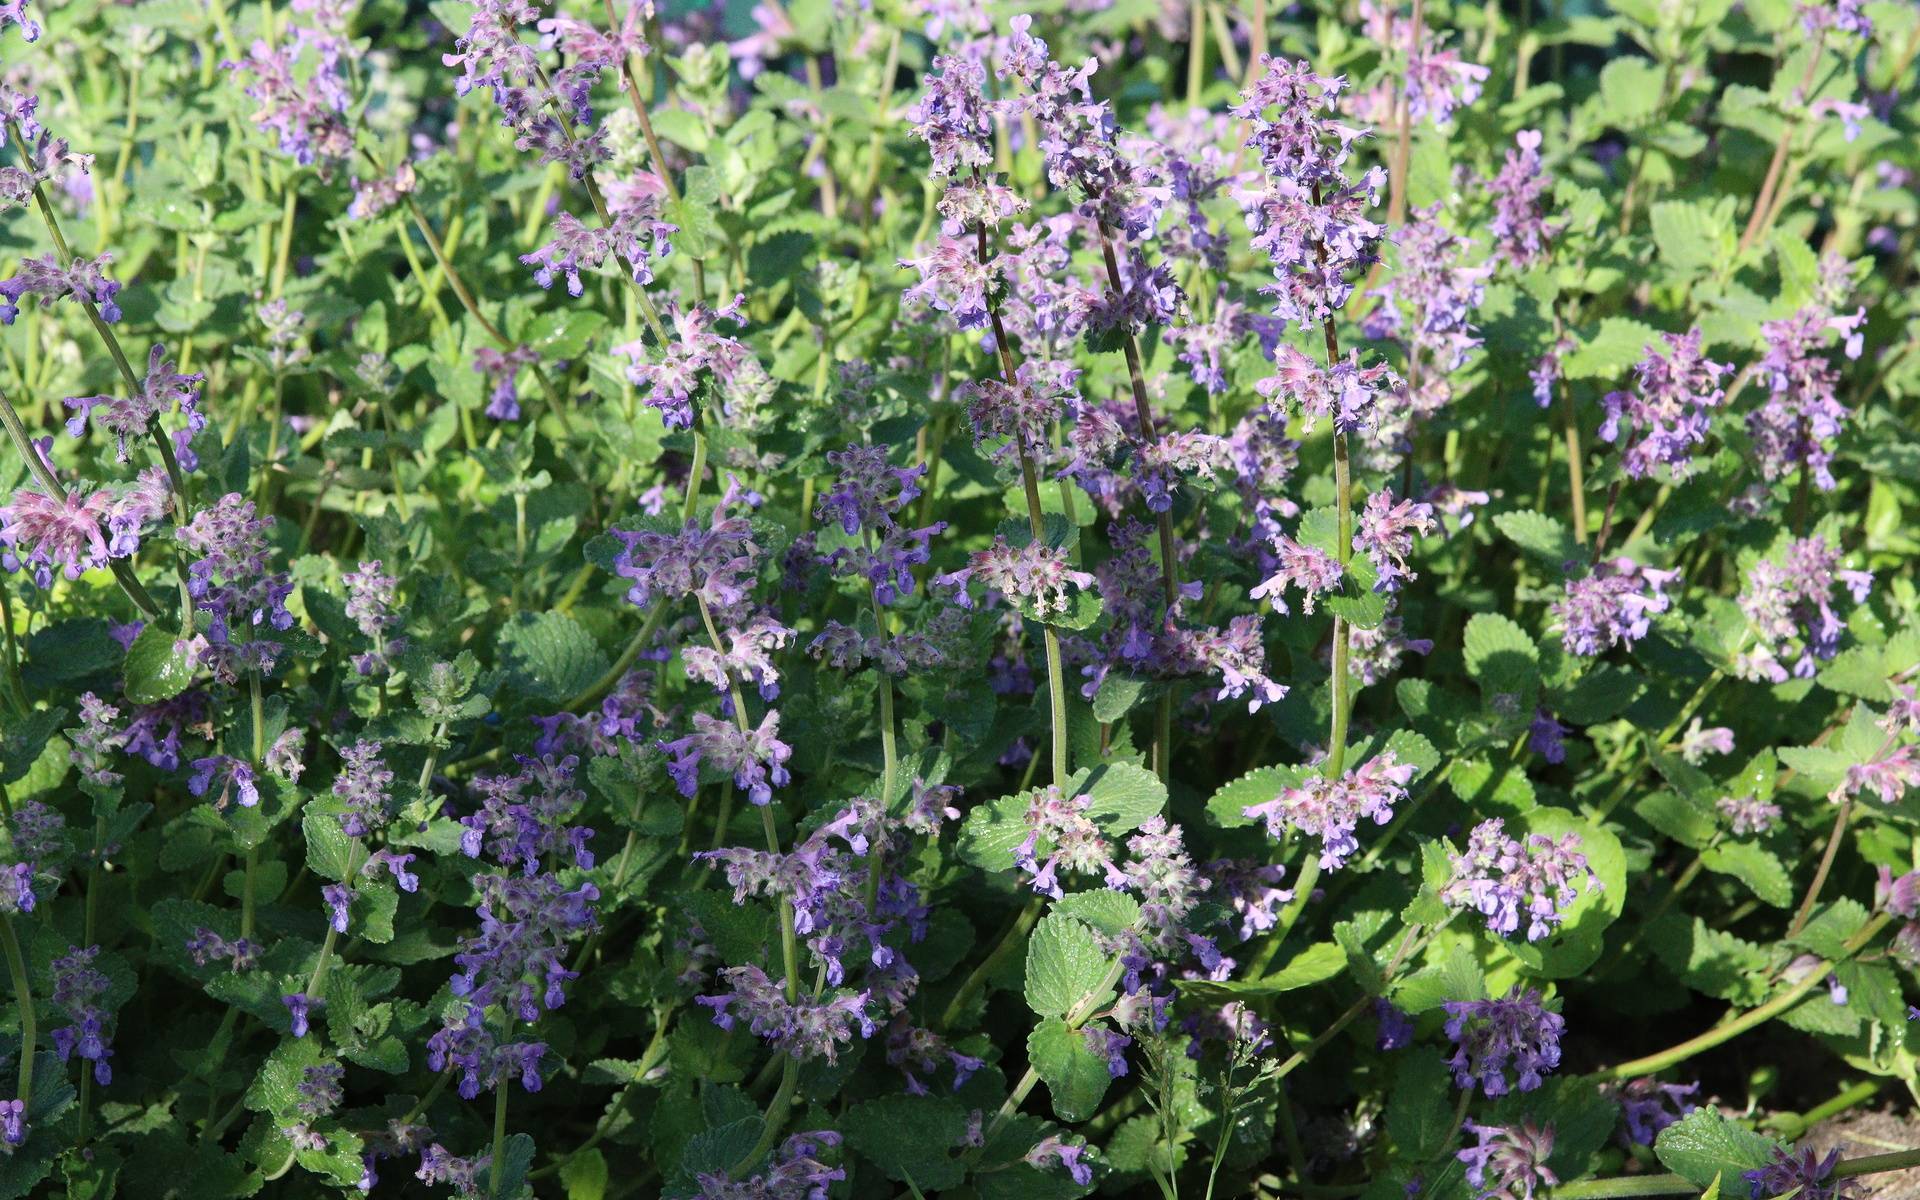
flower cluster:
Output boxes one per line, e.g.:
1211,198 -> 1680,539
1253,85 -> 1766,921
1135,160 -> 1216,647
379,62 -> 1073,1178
1242,753 -> 1416,870
1599,330 -> 1730,479
1442,818 -> 1597,941
1734,536 -> 1871,682
1553,557 -> 1679,656
1443,987 -> 1565,1096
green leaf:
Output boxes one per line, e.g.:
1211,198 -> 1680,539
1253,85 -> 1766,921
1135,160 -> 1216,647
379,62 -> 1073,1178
1493,510 -> 1579,566
1462,613 -> 1540,703
1653,1109 -> 1781,1190
1598,56 -> 1666,126
1028,1018 -> 1114,1121
497,612 -> 610,704
1180,941 -> 1346,1001
302,809 -> 355,882
1025,912 -> 1114,1019
1700,840 -> 1793,907
244,1039 -> 330,1118
559,1148 -> 609,1200
1054,891 -> 1141,937
1079,761 -> 1168,829
522,309 -> 607,360
1386,1049 -> 1455,1159
1562,318 -> 1659,380
844,1096 -> 970,1191
1650,199 -> 1736,277
1091,673 -> 1150,723
1206,764 -> 1309,829
1634,790 -> 1717,849
1394,944 -> 1486,1013
122,624 -> 192,705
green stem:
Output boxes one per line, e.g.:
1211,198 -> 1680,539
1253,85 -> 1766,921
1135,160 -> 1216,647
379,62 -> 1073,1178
1787,797 -> 1851,940
488,1074 -> 510,1198
0,916 -> 33,1108
1603,911 -> 1891,1078
939,897 -> 1042,1031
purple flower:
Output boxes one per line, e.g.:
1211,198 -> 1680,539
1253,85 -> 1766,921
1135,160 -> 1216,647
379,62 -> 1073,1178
907,49 -> 994,178
1829,744 -> 1920,806
1616,1078 -> 1697,1146
936,535 -> 1096,619
322,882 -> 352,933
1243,753 -> 1416,870
64,343 -> 206,466
457,754 -> 595,874
1718,794 -> 1783,836
344,561 -> 406,675
1487,131 -> 1560,268
281,992 -> 319,1038
1250,533 -> 1343,614
682,613 -> 795,702
1459,1121 -> 1559,1200
1528,710 -> 1569,763
1552,556 -> 1679,656
1235,59 -> 1387,327
1442,818 -> 1596,941
416,1143 -> 489,1195
474,346 -> 539,421
0,471 -> 170,589
225,16 -> 353,170
1347,607 -> 1435,685
50,945 -> 113,1086
885,1018 -> 983,1095
68,693 -> 125,788
1363,204 -> 1489,385
1676,720 -> 1734,764
1026,1135 -> 1095,1186
1376,999 -> 1414,1050
332,740 -> 393,837
1355,491 -> 1435,592
1746,1145 -> 1866,1200
186,928 -> 259,971
266,727 -> 307,784
1206,858 -> 1293,941
901,236 -> 998,331
694,1131 -> 844,1199
696,965 -> 874,1063
1010,784 -> 1126,898
521,197 -> 673,294
188,755 -> 260,809
1748,293 -> 1865,493
612,296 -> 751,430
364,849 -> 419,892
659,711 -> 793,807
295,1062 -> 345,1118
1734,536 -> 1870,682
0,1099 -> 23,1147
962,359 -> 1078,463
0,0 -> 38,41
1600,330 -> 1731,479
1255,344 -> 1403,435
611,478 -> 762,614
1798,0 -> 1871,38
1084,1025 -> 1132,1077
1406,36 -> 1489,127
1442,987 -> 1564,1096
0,252 -> 122,325
175,493 -> 296,682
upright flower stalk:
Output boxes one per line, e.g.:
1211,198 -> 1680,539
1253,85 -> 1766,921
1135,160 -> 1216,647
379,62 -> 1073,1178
1236,60 -> 1395,918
